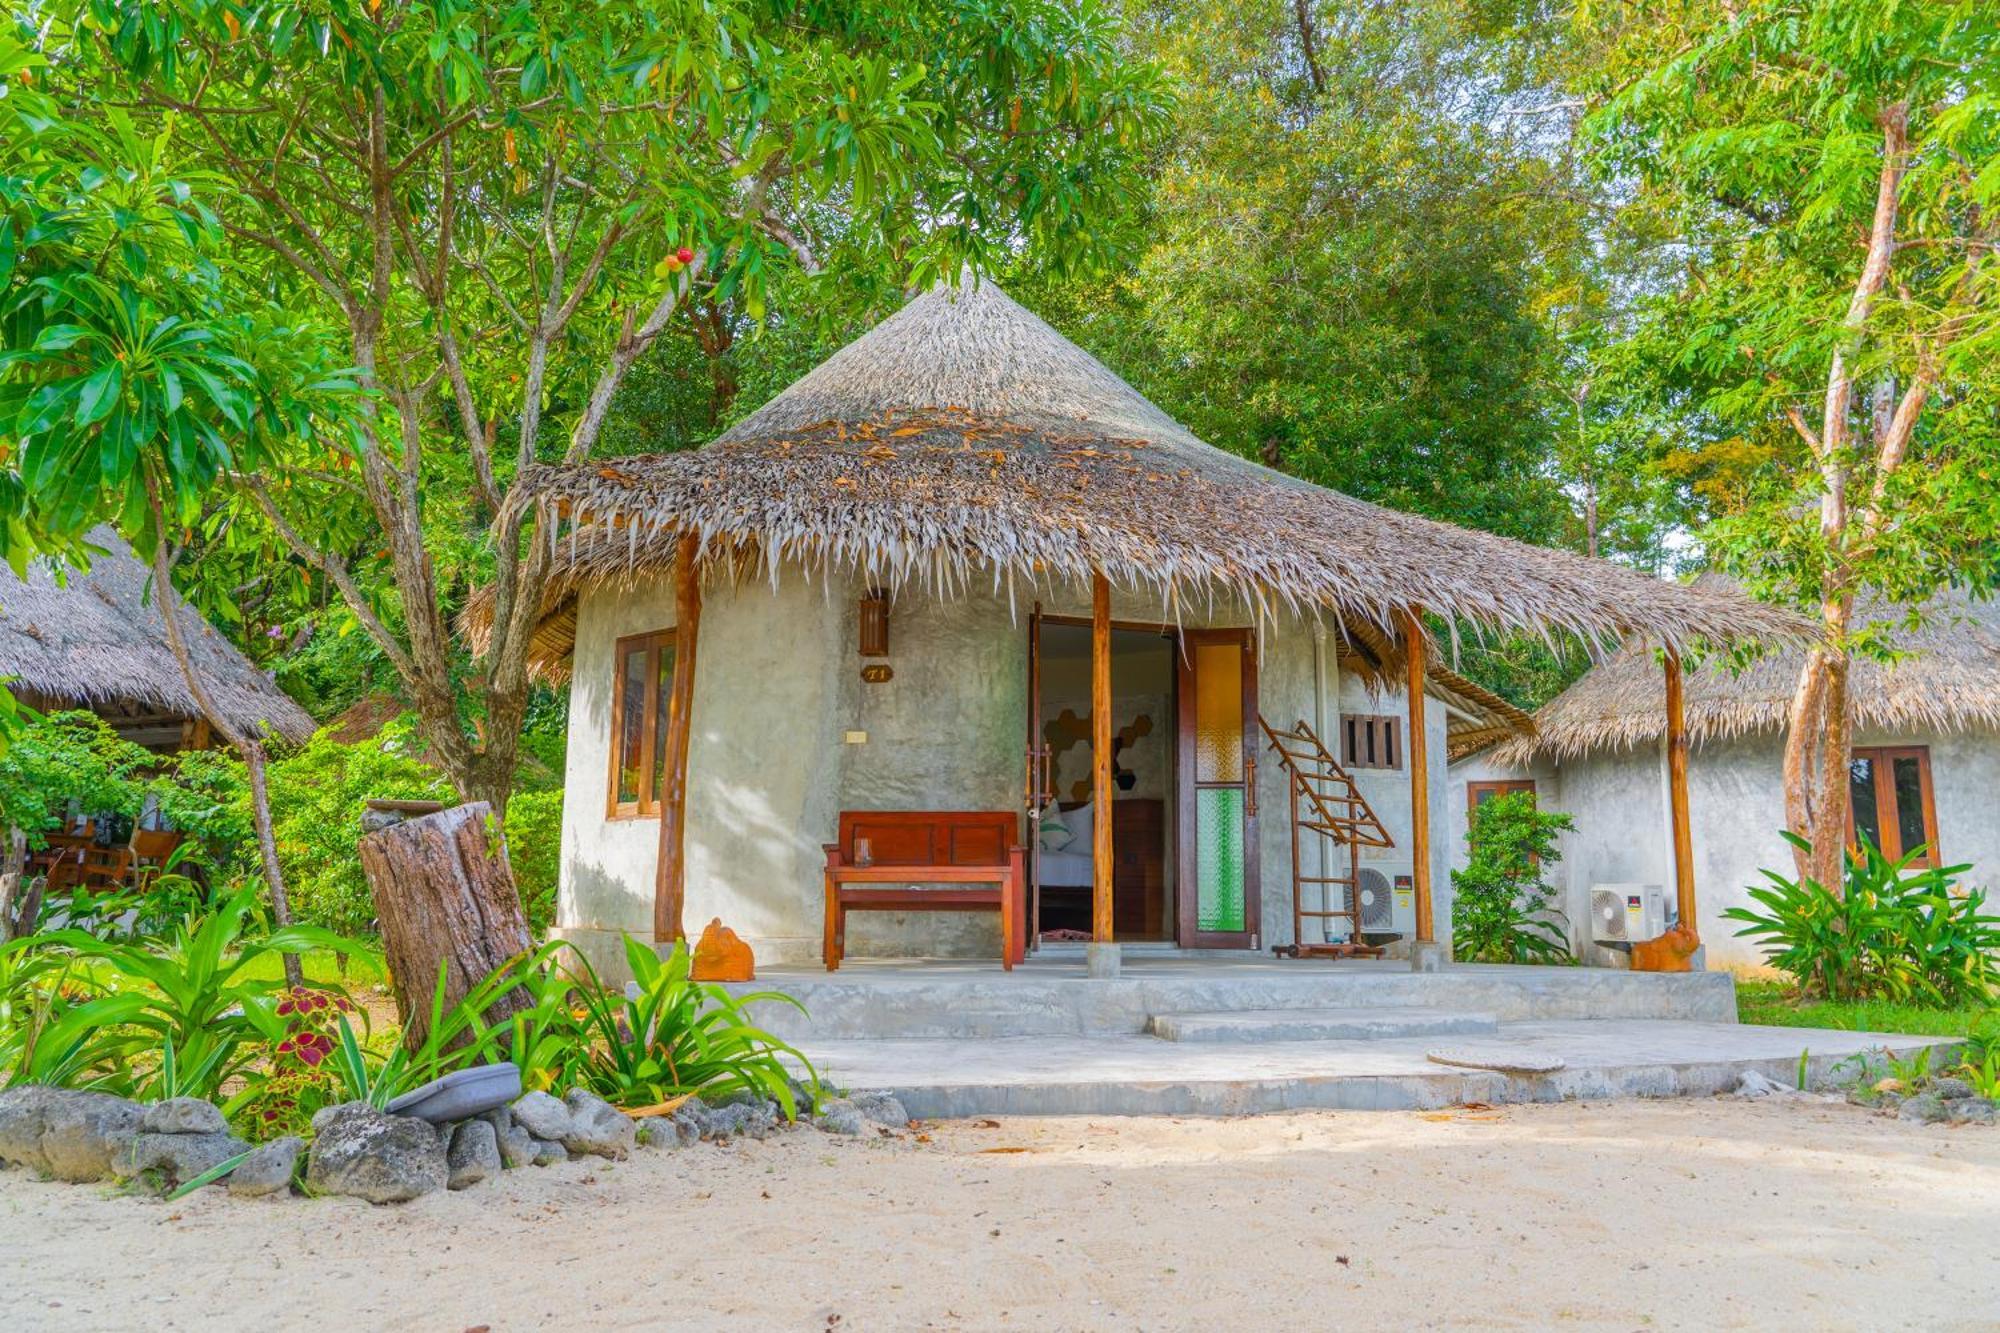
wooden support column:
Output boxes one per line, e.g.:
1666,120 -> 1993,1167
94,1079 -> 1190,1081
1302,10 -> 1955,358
1664,648 -> 1697,937
1090,572 -> 1115,946
1403,609 -> 1434,948
653,533 -> 702,944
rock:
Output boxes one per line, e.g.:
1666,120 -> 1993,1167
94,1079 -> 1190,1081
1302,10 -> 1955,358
481,1109 -> 537,1169
0,1086 -> 147,1182
530,1137 -> 568,1167
114,1132 -> 251,1193
447,1119 -> 501,1190
228,1137 -> 301,1198
1897,1092 -> 1950,1125
305,1102 -> 447,1204
851,1092 -> 910,1129
1734,1069 -> 1796,1100
1932,1077 -> 1974,1101
509,1090 -> 573,1142
141,1097 -> 229,1136
1948,1097 -> 1996,1126
814,1099 -> 866,1136
700,1102 -> 760,1141
561,1089 -> 635,1160
669,1096 -> 709,1142
634,1116 -> 684,1149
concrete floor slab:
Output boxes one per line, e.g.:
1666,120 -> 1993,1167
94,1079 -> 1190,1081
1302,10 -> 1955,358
1148,1005 -> 1497,1042
800,1020 -> 1959,1118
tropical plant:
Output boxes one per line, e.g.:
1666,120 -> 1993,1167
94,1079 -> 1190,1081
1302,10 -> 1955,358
500,790 -> 564,935
1451,792 -> 1575,964
1725,834 -> 2000,1004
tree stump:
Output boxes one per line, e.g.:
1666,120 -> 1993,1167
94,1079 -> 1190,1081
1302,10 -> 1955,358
358,802 -> 533,1053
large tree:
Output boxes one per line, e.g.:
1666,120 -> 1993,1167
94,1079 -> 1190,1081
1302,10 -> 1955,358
37,0 -> 1167,812
1579,0 -> 2000,887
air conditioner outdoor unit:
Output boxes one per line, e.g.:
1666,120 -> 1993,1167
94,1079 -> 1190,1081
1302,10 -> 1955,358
1590,883 -> 1675,945
1350,864 -> 1416,941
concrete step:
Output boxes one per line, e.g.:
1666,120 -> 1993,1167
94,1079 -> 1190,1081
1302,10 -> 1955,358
1149,1006 -> 1497,1043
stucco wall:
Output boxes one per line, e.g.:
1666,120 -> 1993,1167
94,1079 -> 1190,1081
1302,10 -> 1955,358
1455,725 -> 2000,971
557,567 -> 1450,973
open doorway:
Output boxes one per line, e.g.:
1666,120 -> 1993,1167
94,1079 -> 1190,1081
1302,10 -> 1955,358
1028,619 -> 1177,943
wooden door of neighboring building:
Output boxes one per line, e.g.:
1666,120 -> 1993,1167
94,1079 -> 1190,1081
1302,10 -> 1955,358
1177,629 -> 1261,949
1848,745 -> 1941,866
1466,779 -> 1536,822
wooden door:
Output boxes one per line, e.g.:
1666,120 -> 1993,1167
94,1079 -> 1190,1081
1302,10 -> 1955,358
1177,629 -> 1261,948
1848,746 -> 1940,865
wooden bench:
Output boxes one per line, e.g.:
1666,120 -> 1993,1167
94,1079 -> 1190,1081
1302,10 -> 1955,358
822,811 -> 1027,971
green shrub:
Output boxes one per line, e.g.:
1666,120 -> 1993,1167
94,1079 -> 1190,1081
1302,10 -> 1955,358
0,710 -> 156,848
1725,834 -> 1998,1005
503,789 -> 564,935
1451,791 -> 1575,964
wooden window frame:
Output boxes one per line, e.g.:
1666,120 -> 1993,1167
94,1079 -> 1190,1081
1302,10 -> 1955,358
1466,779 -> 1536,824
1847,744 -> 1941,866
607,628 -> 677,820
1341,714 -> 1402,770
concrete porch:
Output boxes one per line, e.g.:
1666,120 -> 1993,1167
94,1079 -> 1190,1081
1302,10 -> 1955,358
721,954 -> 1958,1117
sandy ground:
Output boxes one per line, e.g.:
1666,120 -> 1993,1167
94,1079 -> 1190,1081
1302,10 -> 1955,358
1,1098 -> 1996,1332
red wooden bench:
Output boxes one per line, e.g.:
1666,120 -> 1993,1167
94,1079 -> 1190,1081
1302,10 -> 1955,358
822,811 -> 1027,971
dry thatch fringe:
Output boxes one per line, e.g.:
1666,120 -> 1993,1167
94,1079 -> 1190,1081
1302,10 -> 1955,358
1492,586 -> 2000,765
470,278 -> 1813,664
0,527 -> 314,743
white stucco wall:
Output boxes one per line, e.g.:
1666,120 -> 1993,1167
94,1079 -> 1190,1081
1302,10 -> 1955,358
556,566 -> 1450,973
1454,725 -> 2000,970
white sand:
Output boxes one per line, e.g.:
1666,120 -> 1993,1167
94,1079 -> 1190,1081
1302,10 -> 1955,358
2,1099 -> 1995,1331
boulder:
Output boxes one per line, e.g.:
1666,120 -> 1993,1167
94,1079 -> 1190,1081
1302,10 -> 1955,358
1897,1092 -> 1950,1125
634,1116 -> 685,1149
530,1137 -> 569,1167
0,1086 -> 146,1182
699,1100 -> 778,1141
851,1092 -> 910,1128
1932,1076 -> 1974,1101
670,1096 -> 709,1142
509,1090 -> 573,1142
141,1097 -> 229,1136
114,1132 -> 251,1193
1948,1097 -> 1996,1126
481,1108 -> 537,1170
306,1102 -> 447,1204
561,1089 -> 636,1160
814,1099 -> 866,1136
228,1137 -> 302,1199
447,1119 -> 501,1190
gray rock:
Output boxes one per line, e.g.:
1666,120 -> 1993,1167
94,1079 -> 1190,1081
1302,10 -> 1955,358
114,1132 -> 251,1192
561,1089 -> 635,1160
140,1097 -> 229,1137
228,1137 -> 301,1198
305,1102 -> 446,1204
700,1099 -> 780,1142
1932,1077 -> 1974,1101
814,1099 -> 866,1136
447,1119 -> 501,1190
851,1092 -> 910,1128
530,1137 -> 569,1167
1898,1092 -> 1950,1124
0,1086 -> 146,1182
669,1096 -> 709,1141
1948,1097 -> 1996,1125
509,1090 -> 573,1142
481,1108 -> 537,1169
634,1116 -> 684,1149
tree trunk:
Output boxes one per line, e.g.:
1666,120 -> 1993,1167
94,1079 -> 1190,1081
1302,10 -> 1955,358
1782,595 -> 1854,891
358,802 -> 533,1053
0,827 -> 24,941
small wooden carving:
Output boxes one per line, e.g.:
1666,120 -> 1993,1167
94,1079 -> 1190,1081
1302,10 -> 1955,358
690,917 -> 755,982
1629,923 -> 1700,973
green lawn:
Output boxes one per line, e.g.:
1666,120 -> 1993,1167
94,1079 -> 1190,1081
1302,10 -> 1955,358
1736,979 -> 1991,1038
234,947 -> 387,987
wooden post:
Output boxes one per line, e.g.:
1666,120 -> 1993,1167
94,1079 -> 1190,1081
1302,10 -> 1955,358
1664,648 -> 1698,938
1091,572 -> 1115,946
1403,609 -> 1434,947
654,533 -> 703,944
359,802 -> 533,1053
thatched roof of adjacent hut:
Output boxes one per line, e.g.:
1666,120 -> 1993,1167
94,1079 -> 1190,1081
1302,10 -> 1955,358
0,528 -> 316,744
499,279 -> 1808,662
1493,585 -> 2000,764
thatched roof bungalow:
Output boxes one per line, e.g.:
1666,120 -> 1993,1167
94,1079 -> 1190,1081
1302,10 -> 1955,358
509,278 -> 1805,978
1457,588 -> 2000,968
0,527 -> 314,750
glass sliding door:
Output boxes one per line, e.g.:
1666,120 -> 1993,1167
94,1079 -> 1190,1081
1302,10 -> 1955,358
1177,629 -> 1260,948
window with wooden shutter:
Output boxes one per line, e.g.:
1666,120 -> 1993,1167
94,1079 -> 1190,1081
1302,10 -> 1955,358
1341,714 -> 1401,770
607,628 -> 677,818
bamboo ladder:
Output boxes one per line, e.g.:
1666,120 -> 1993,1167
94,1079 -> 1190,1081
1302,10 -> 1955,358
1257,717 -> 1396,959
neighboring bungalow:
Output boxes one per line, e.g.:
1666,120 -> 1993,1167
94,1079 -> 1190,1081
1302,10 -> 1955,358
1455,589 -> 2000,969
497,279 -> 1803,978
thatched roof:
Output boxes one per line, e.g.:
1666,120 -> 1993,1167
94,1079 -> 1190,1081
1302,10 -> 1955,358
0,528 -> 315,744
501,279 -> 1808,662
1493,585 -> 2000,764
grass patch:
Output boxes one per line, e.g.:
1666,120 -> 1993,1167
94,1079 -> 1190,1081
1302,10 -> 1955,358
234,946 -> 386,987
1736,980 -> 1987,1038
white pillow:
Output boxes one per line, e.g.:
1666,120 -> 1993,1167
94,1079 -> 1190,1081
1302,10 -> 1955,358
1064,800 -> 1095,851
1038,807 -> 1073,852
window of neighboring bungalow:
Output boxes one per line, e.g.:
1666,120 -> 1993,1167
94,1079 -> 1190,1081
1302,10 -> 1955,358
1466,779 -> 1536,823
1847,745 -> 1940,866
608,628 -> 677,818
1342,715 -> 1401,770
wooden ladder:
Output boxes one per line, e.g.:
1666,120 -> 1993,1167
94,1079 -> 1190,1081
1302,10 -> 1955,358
1258,716 -> 1396,958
